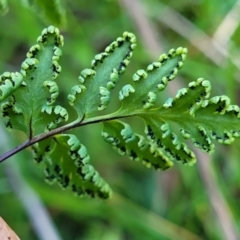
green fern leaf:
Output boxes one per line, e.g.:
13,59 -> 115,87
68,32 -> 136,119
32,134 -> 112,199
102,120 -> 173,170
118,47 -> 187,112
143,78 -> 240,159
1,26 -> 68,137
102,51 -> 240,169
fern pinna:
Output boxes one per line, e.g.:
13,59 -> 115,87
0,26 -> 240,199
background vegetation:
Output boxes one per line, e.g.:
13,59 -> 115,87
0,0 -> 240,239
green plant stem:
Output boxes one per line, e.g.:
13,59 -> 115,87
0,112 -> 134,163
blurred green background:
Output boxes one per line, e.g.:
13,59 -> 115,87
1,0 -> 240,239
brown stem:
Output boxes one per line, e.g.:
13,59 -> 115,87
0,112 -> 133,163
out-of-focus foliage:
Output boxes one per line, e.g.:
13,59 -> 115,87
0,0 -> 8,15
0,0 -> 240,239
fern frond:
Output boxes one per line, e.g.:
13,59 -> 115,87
102,120 -> 173,170
68,32 -> 136,118
1,26 -> 240,199
118,47 -> 187,111
1,26 -> 68,137
32,134 -> 112,198
102,60 -> 240,169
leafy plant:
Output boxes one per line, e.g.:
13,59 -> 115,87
1,25 -> 239,199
